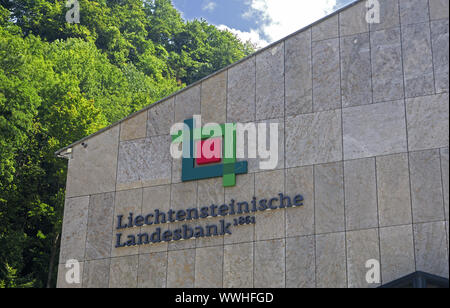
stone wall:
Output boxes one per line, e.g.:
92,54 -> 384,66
57,0 -> 449,288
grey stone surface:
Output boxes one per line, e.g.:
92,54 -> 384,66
168,221 -> 196,251
441,148 -> 449,219
340,33 -> 372,107
120,111 -> 147,141
346,228 -> 380,288
194,216 -> 224,249
147,98 -> 174,137
344,158 -> 378,231
380,225 -> 416,284
254,240 -> 285,288
399,0 -> 429,25
66,125 -> 119,198
112,188 -> 142,257
201,71 -> 227,124
167,249 -> 195,288
431,19 -> 449,94
315,232 -> 347,288
376,153 -> 412,227
59,196 -> 89,264
57,262 -> 83,288
138,252 -> 167,288
414,221 -> 449,278
175,85 -> 201,123
371,27 -> 404,103
369,0 -> 400,32
195,246 -> 223,288
312,14 -> 338,41
343,100 -> 407,160
339,1 -> 369,36
223,242 -> 253,288
312,38 -> 341,112
286,110 -> 342,168
256,43 -> 285,120
109,255 -> 139,288
285,29 -> 312,116
429,0 -> 450,20
285,166 -> 314,237
409,149 -> 445,223
227,57 -> 256,123
117,135 -> 172,190
82,258 -> 110,288
286,236 -> 315,288
255,170 -> 285,241
402,22 -> 435,98
406,93 -> 449,152
85,192 -> 115,260
314,162 -> 345,234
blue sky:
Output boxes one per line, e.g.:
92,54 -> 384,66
172,0 -> 356,48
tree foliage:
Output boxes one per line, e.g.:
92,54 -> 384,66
0,0 -> 254,288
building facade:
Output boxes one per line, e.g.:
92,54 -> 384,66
56,0 -> 449,288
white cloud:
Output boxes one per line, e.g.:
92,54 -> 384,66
202,1 -> 217,12
244,0 -> 338,44
217,25 -> 269,49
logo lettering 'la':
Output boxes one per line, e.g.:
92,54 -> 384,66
171,118 -> 248,187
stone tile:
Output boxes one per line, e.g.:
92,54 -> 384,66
286,110 -> 342,168
343,100 -> 407,160
139,185 -> 171,254
256,43 -> 284,120
66,125 -> 119,198
371,27 -> 404,103
147,98 -> 174,137
409,150 -> 445,223
224,174 -> 255,245
109,255 -> 139,288
340,33 -> 372,107
82,259 -> 110,288
112,188 -> 142,257
59,196 -> 89,264
255,170 -> 285,241
376,153 -> 412,227
431,19 -> 449,94
315,232 -> 347,288
312,38 -> 341,112
369,0 -> 400,32
117,135 -> 172,190
339,1 -> 369,36
314,162 -> 345,234
399,0 -> 429,25
286,236 -> 315,288
285,29 -> 313,116
57,262 -> 83,288
167,249 -> 195,288
414,221 -> 449,277
346,228 -> 381,288
138,252 -> 167,288
312,14 -> 339,41
85,192 -> 115,260
197,178 -> 224,207
402,22 -> 435,98
175,85 -> 201,123
201,71 -> 227,124
223,242 -> 253,288
254,240 -> 285,288
172,156 -> 182,184
344,158 -> 378,231
168,220 -> 197,251
227,57 -> 256,123
120,111 -> 147,141
441,148 -> 449,219
380,225 -> 415,284
406,93 -> 449,151
171,181 -> 197,211
285,166 -> 314,237
195,216 -> 225,249
429,0 -> 450,20
194,246 -> 223,288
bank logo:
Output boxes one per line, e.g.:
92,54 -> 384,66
171,116 -> 248,187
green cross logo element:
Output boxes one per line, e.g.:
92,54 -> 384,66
171,118 -> 248,187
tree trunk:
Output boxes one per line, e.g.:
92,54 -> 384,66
46,232 -> 60,288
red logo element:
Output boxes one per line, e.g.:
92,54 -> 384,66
196,138 -> 222,165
